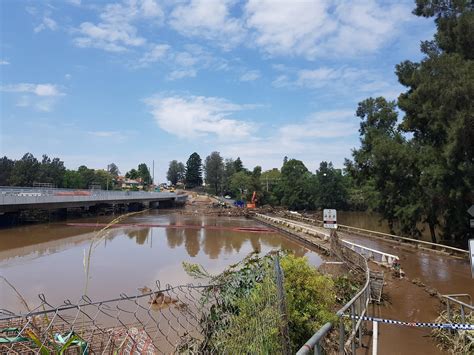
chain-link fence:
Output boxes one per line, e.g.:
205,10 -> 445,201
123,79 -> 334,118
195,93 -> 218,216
1,255 -> 290,354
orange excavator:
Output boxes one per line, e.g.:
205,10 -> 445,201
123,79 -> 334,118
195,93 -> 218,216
246,191 -> 257,209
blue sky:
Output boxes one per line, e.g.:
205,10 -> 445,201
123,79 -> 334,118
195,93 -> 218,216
0,0 -> 435,181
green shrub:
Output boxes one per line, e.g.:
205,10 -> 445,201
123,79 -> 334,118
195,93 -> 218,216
280,254 -> 337,351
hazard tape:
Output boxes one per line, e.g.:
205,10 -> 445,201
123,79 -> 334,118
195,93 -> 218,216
346,315 -> 474,330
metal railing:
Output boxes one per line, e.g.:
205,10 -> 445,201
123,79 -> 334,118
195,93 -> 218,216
0,186 -> 186,207
341,239 -> 399,268
281,212 -> 469,257
442,294 -> 473,324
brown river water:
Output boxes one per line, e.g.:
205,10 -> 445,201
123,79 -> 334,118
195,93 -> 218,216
0,210 -> 323,313
1,210 -> 471,354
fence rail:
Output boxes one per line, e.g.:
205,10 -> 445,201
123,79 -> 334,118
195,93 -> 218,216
281,213 -> 469,257
0,282 -> 212,354
341,240 -> 399,268
0,186 -> 186,208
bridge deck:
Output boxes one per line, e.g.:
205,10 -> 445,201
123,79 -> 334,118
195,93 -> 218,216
0,187 -> 187,213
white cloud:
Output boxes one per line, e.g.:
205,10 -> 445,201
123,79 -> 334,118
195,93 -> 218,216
87,131 -> 127,140
240,70 -> 261,82
0,60 -> 10,65
244,0 -> 411,59
272,65 -> 402,100
169,0 -> 245,50
144,94 -> 255,140
167,69 -> 197,80
34,16 -> 58,33
138,43 -> 170,66
219,109 -> 359,171
1,83 -> 63,96
279,110 -> 357,140
74,0 -> 163,52
2,83 -> 64,112
66,0 -> 81,5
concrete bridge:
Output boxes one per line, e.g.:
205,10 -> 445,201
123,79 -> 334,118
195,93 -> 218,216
0,187 -> 187,214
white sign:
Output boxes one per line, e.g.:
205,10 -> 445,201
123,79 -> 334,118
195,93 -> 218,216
323,209 -> 337,229
469,239 -> 474,279
468,205 -> 474,217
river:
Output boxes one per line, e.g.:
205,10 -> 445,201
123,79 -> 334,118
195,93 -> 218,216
0,210 -> 323,313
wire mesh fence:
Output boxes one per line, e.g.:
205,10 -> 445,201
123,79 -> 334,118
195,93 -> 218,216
1,255 -> 289,354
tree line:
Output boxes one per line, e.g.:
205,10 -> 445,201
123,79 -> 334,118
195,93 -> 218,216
0,153 -> 152,190
167,151 -> 350,211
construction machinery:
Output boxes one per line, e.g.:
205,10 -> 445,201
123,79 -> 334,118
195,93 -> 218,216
246,191 -> 257,209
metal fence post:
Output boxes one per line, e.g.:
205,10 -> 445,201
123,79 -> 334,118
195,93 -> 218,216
351,304 -> 356,354
274,254 -> 291,355
339,320 -> 345,355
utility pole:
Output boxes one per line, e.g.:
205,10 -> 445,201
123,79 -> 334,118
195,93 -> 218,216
152,160 -> 155,186
106,164 -> 110,191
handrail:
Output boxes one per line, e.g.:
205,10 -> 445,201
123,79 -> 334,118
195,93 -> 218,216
283,213 -> 468,256
341,240 -> 399,267
442,293 -> 473,325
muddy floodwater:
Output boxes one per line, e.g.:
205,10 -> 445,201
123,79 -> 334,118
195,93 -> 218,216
0,211 -> 323,313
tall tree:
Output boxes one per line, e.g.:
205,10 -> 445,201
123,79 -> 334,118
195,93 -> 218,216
233,157 -> 244,173
63,170 -> 84,189
185,152 -> 203,188
314,162 -> 348,210
223,158 -> 236,194
278,159 -> 312,210
108,163 -> 120,177
346,98 -> 418,235
204,151 -> 224,194
137,163 -> 152,185
77,165 -> 96,189
10,153 -> 40,186
395,0 -> 474,243
0,156 -> 14,186
125,169 -> 139,179
38,155 -> 66,187
230,171 -> 252,199
167,160 -> 185,185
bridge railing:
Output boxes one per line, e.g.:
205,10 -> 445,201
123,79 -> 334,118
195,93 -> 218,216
341,239 -> 399,268
442,294 -> 473,324
281,212 -> 469,258
0,187 -> 184,206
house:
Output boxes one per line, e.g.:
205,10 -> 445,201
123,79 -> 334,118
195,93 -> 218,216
117,176 -> 144,190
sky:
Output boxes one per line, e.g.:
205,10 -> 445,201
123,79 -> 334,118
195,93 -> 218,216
0,0 -> 436,182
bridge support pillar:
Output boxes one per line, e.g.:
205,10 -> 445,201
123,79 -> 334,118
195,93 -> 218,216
150,201 -> 160,209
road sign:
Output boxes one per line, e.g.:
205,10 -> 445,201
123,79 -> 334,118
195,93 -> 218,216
468,205 -> 474,217
323,209 -> 337,229
470,239 -> 474,278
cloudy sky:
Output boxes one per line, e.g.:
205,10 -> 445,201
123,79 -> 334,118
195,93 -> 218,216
0,0 -> 435,181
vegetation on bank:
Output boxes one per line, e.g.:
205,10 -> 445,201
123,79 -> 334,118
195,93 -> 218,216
180,252 -> 359,353
432,311 -> 474,354
0,154 -> 152,191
